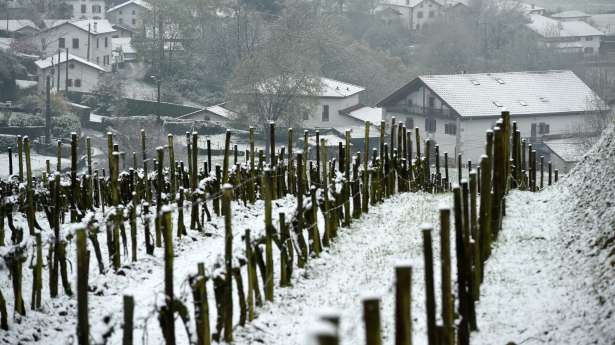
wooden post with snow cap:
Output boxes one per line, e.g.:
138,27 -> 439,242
76,225 -> 89,345
168,134 -> 175,198
363,121 -> 370,212
222,130 -> 231,184
24,137 -> 35,235
395,263 -> 412,345
363,295 -> 382,345
421,224 -> 437,345
479,155 -> 493,269
453,186 -> 470,345
160,206 -> 175,345
263,169 -> 274,302
555,169 -> 559,183
457,154 -> 462,185
221,184 -> 233,342
540,155 -> 544,189
17,135 -> 23,180
319,308 -> 341,338
123,295 -> 134,345
310,321 -> 339,345
439,206 -> 454,345
548,161 -> 552,186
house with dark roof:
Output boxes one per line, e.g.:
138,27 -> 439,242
377,70 -> 609,161
0,20 -> 39,37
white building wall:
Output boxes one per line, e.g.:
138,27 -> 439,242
38,62 -> 103,94
38,25 -> 114,70
410,0 -> 443,30
65,0 -> 107,19
303,94 -> 362,128
544,35 -> 603,56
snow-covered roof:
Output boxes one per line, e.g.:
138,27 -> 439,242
320,77 -> 365,98
0,19 -> 39,32
44,19 -> 116,35
379,0 -> 445,8
205,103 -> 237,120
590,14 -> 615,35
340,104 -> 383,123
112,37 -> 136,54
107,0 -> 152,13
544,137 -> 595,162
379,70 -> 608,118
527,14 -> 604,38
35,53 -> 107,72
551,10 -> 590,19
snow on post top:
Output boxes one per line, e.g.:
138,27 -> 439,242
222,183 -> 233,190
438,202 -> 452,211
395,259 -> 414,269
420,223 -> 434,232
360,292 -> 381,301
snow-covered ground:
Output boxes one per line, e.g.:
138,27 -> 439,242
0,153 -> 70,177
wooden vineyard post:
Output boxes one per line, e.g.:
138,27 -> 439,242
23,137 -> 35,235
439,207 -> 454,345
71,133 -> 79,222
7,147 -> 12,176
380,120 -> 385,163
141,129 -> 151,202
295,154 -> 308,265
86,136 -> 92,176
168,134 -> 176,197
245,229 -> 256,320
17,135 -> 23,181
344,130 -> 351,226
555,169 -> 559,183
222,130 -> 231,184
363,121 -> 370,212
422,225 -> 436,345
191,263 -> 211,345
548,161 -> 552,186
264,170 -> 274,302
222,184 -> 234,342
161,207 -> 175,345
288,128 -> 295,195
123,295 -> 134,345
363,296 -> 382,345
395,264 -> 412,345
469,171 -> 481,301
540,155 -> 544,190
310,186 -> 322,256
76,225 -> 89,345
479,155 -> 493,268
453,186 -> 470,345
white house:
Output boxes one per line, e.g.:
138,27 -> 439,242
376,0 -> 445,30
112,36 -> 136,62
61,0 -> 107,19
377,70 -> 609,162
37,19 -> 116,70
526,14 -> 604,56
106,0 -> 151,31
34,53 -> 107,94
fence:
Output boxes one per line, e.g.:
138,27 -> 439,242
0,113 -> 557,345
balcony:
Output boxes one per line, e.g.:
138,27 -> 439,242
386,104 -> 455,118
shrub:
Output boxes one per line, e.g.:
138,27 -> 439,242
8,113 -> 45,127
52,114 -> 80,139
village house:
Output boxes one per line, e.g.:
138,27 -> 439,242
61,0 -> 107,19
526,14 -> 604,57
377,70 -> 609,163
34,52 -> 107,94
376,0 -> 446,30
37,19 -> 116,70
590,13 -> 615,58
550,10 -> 591,22
106,0 -> 151,31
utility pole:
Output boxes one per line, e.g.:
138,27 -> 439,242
87,23 -> 91,61
65,48 -> 69,95
45,75 -> 51,144
57,49 -> 61,92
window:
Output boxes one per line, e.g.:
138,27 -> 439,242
104,37 -> 108,48
425,118 -> 436,133
132,10 -> 136,15
67,79 -> 73,87
132,18 -> 136,25
405,117 -> 414,129
72,38 -> 79,49
96,56 -> 100,64
585,36 -> 593,41
303,112 -> 309,120
445,123 -> 457,135
429,11 -> 435,17
69,63 -> 75,69
538,122 -> 550,134
92,5 -> 101,13
584,47 -> 594,54
103,55 -> 109,65
75,79 -> 82,87
59,37 -> 65,48
322,105 -> 329,122
417,11 -> 423,19
119,18 -> 124,24
96,38 -> 99,48
81,4 -> 86,13
428,96 -> 435,108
